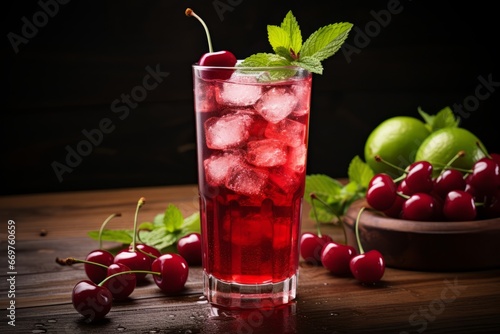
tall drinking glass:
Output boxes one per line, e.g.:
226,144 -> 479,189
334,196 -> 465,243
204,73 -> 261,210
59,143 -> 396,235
192,63 -> 312,308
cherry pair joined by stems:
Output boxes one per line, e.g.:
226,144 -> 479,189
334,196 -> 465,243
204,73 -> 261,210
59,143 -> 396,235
300,193 -> 334,265
70,252 -> 189,321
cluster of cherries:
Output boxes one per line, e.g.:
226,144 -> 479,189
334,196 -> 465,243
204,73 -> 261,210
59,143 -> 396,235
366,151 -> 500,221
300,195 -> 385,284
56,197 -> 202,321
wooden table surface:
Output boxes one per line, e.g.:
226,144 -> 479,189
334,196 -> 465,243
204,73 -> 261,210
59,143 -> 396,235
1,184 -> 499,333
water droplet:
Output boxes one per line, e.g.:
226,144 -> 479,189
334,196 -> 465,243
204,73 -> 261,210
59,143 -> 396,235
34,323 -> 45,328
330,312 -> 339,316
47,319 -> 57,323
32,330 -> 46,334
117,325 -> 126,331
168,314 -> 176,318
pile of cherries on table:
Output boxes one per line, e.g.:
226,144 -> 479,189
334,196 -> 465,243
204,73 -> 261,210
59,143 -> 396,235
366,153 -> 500,221
62,230 -> 202,322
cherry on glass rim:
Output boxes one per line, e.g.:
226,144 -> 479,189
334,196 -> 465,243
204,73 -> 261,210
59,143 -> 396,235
186,8 -> 237,79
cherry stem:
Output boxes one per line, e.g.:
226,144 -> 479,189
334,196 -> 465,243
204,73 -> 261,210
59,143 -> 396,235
476,141 -> 490,158
98,269 -> 161,287
131,197 -> 146,252
437,150 -> 466,175
55,257 -> 108,269
310,193 -> 340,235
98,213 -> 121,250
374,155 -> 407,173
354,207 -> 366,254
185,8 -> 214,53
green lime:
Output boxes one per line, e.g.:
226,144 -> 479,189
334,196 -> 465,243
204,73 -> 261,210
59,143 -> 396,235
364,116 -> 431,177
415,127 -> 486,174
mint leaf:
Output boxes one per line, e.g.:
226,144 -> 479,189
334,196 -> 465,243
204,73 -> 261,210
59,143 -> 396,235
238,53 -> 296,81
87,203 -> 201,254
239,53 -> 291,67
280,10 -> 302,54
87,229 -> 133,244
347,155 -> 374,189
139,227 -> 178,251
182,211 -> 201,233
418,106 -> 460,132
305,174 -> 344,222
163,204 -> 184,233
138,221 -> 154,231
432,106 -> 460,130
268,25 -> 291,54
300,22 -> 353,61
292,56 -> 323,74
240,10 -> 352,75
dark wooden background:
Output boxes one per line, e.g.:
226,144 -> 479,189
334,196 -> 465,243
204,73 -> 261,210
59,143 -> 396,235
2,0 -> 499,195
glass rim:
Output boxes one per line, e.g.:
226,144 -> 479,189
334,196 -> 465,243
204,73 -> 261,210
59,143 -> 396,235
192,63 -> 308,72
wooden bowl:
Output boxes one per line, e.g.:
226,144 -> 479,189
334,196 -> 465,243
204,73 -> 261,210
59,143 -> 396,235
343,199 -> 500,271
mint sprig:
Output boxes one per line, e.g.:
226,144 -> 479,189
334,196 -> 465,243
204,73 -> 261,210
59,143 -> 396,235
304,156 -> 372,223
88,204 -> 200,253
418,106 -> 460,132
240,10 -> 353,75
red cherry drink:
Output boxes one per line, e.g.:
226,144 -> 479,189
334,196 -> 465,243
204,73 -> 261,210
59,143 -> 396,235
193,64 -> 312,308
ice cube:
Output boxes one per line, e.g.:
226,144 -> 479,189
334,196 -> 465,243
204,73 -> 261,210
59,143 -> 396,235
204,150 -> 244,186
225,163 -> 268,196
254,87 -> 298,123
205,113 -> 253,150
291,82 -> 311,116
216,75 -> 263,107
268,166 -> 300,194
265,118 -> 306,148
194,80 -> 217,113
287,144 -> 307,173
246,139 -> 288,167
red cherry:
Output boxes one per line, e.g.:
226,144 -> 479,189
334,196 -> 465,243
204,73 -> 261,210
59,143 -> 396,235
467,157 -> 500,196
300,232 -> 333,265
433,168 -> 467,198
72,280 -> 113,321
177,232 -> 202,266
113,250 -> 151,282
198,51 -> 237,80
349,250 -> 385,284
102,263 -> 136,301
366,173 -> 397,211
401,193 -> 436,221
134,243 -> 161,264
321,242 -> 357,276
151,253 -> 189,294
443,190 -> 476,221
84,249 -> 114,284
404,161 -> 434,194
